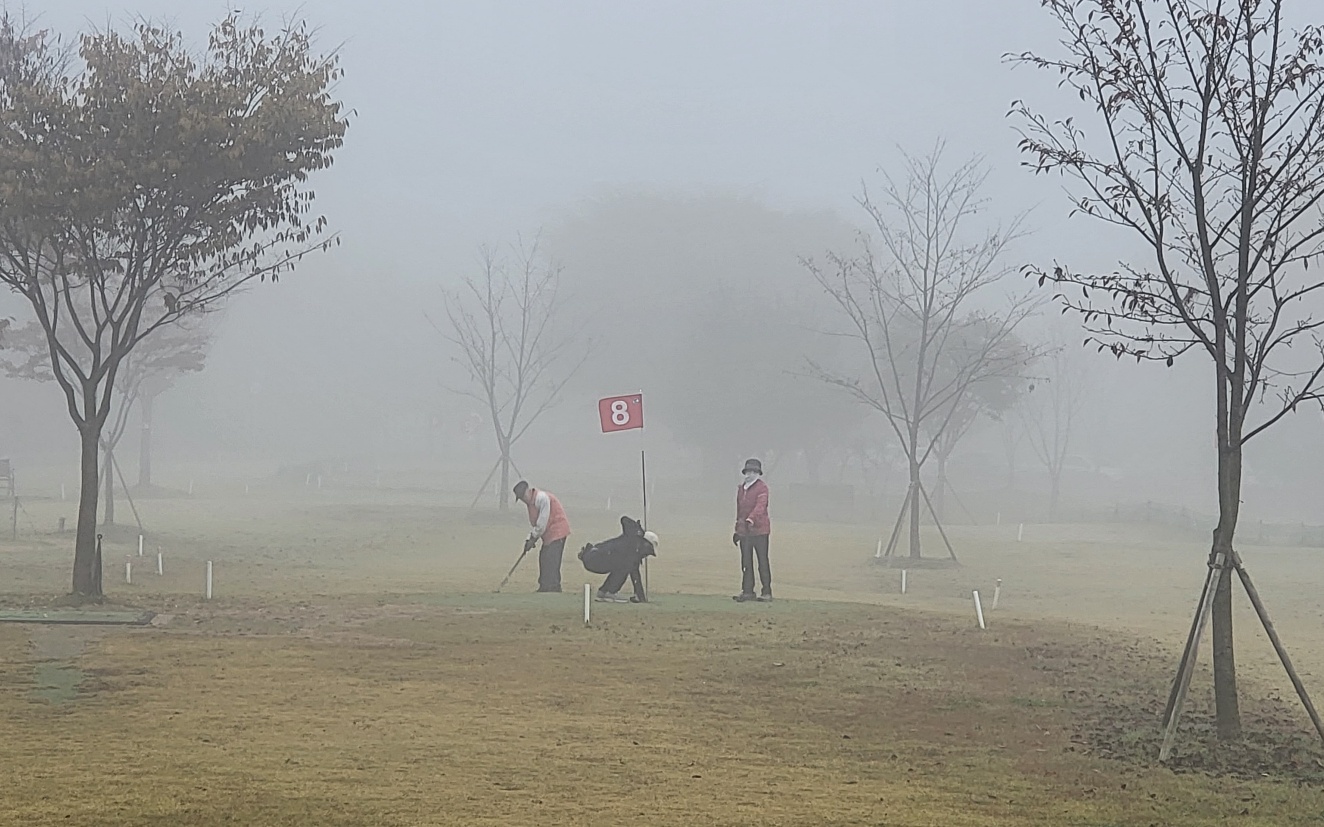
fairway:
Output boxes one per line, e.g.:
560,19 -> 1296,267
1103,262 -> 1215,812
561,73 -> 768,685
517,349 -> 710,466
2,489 -> 1323,826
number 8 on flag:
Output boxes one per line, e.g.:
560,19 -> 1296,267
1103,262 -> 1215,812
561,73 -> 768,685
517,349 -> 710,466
598,394 -> 644,433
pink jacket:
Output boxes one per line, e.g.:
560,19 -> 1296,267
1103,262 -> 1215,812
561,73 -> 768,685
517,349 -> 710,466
735,479 -> 770,536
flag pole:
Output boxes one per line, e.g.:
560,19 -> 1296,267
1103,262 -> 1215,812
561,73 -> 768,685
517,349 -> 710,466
641,450 -> 648,530
639,390 -> 649,595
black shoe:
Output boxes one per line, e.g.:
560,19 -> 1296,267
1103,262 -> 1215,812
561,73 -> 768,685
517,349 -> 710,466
630,595 -> 648,603
536,587 -> 562,593
757,593 -> 773,602
733,592 -> 757,602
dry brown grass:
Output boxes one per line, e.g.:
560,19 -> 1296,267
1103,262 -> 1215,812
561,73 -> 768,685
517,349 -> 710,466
1,490 -> 1324,824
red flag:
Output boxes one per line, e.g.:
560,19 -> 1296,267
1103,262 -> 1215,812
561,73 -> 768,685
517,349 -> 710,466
598,394 -> 644,433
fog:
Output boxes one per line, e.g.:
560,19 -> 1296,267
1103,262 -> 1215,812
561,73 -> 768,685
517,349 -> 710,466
5,0 -> 1324,527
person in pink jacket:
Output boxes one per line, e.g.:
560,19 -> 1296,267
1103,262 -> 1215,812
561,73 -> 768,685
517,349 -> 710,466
732,458 -> 772,602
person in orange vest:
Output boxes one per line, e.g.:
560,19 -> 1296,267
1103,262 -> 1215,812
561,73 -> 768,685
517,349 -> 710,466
513,480 -> 571,593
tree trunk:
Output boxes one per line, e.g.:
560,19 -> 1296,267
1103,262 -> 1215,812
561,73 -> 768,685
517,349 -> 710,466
72,427 -> 103,597
1211,440 -> 1243,741
102,445 -> 115,526
1048,472 -> 1061,521
1212,565 -> 1239,738
138,392 -> 154,488
908,462 -> 922,559
499,452 -> 511,512
907,420 -> 923,558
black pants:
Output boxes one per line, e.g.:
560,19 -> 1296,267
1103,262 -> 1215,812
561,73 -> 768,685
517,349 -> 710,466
739,534 -> 771,595
538,538 -> 566,592
600,561 -> 645,600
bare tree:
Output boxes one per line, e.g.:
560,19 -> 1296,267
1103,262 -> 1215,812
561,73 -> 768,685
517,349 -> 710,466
439,237 -> 585,511
1,313 -> 209,525
804,147 -> 1040,560
132,323 -> 211,491
0,14 -> 346,596
928,338 -> 1029,522
1017,348 -> 1086,520
1013,0 -> 1324,748
926,401 -> 977,523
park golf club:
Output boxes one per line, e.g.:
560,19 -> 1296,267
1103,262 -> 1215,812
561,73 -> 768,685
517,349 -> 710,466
494,541 -> 534,593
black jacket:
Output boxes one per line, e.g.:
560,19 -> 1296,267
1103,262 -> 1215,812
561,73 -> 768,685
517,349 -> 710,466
578,516 -> 654,574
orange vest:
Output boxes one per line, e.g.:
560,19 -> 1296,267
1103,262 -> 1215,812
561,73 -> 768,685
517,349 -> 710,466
527,489 -> 571,544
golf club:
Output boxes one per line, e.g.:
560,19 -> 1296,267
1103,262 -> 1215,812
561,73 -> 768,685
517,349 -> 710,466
495,543 -> 533,592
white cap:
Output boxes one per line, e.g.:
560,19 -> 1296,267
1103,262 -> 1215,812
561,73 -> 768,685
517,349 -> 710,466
643,531 -> 659,549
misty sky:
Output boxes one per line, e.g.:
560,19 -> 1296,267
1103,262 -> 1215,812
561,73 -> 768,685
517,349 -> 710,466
10,1 -> 1320,521
48,1 -> 1080,243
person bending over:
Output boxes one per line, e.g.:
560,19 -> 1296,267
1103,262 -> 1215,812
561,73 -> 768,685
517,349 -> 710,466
579,515 -> 658,603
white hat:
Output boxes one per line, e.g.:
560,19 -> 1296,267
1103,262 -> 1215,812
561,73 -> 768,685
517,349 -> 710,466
643,530 -> 659,549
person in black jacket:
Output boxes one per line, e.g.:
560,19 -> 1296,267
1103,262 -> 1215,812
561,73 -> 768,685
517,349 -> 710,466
578,516 -> 658,603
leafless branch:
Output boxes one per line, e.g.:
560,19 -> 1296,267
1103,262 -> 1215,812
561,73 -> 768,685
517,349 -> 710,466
806,146 -> 1043,555
436,234 -> 588,480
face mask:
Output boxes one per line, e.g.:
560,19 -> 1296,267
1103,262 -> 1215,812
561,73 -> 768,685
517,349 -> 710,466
743,472 -> 759,488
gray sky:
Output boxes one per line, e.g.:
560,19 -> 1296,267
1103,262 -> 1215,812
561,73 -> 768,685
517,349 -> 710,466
48,0 -> 1072,244
15,0 -> 1316,521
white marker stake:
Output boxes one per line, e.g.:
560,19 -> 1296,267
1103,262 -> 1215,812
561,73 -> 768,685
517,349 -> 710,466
875,538 -> 883,559
583,584 -> 591,626
60,483 -> 66,501
125,560 -> 132,584
205,561 -> 213,600
901,569 -> 907,594
973,590 -> 986,630
606,496 -> 612,511
317,475 -> 323,490
189,479 -> 194,496
305,473 -> 312,487
1017,523 -> 1024,542
996,511 -> 1001,526
244,483 -> 250,495
157,547 -> 164,576
138,535 -> 144,557
992,578 -> 1002,610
